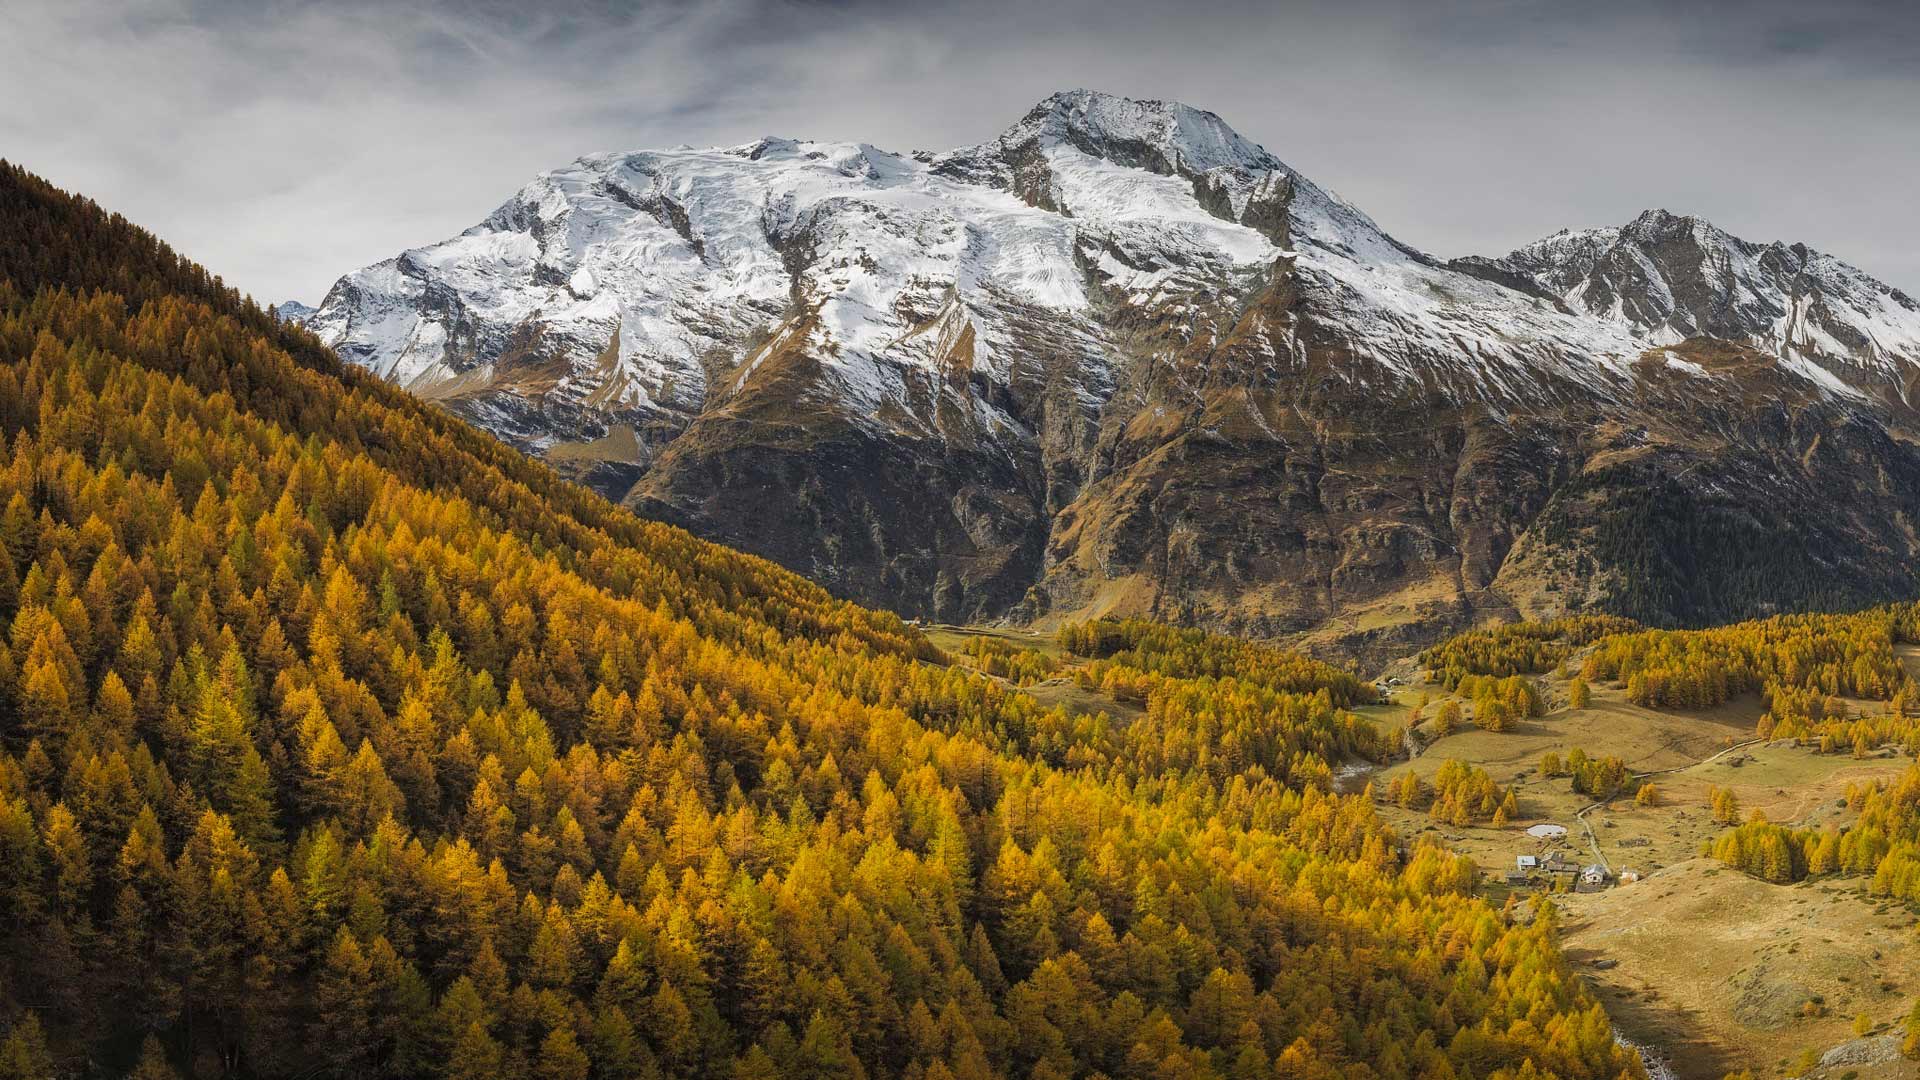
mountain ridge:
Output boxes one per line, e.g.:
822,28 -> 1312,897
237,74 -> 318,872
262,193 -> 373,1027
304,91 -> 1920,660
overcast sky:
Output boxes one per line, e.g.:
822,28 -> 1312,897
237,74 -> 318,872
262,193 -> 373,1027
5,0 -> 1916,304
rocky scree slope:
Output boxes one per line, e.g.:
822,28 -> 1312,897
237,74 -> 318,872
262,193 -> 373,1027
306,91 -> 1920,660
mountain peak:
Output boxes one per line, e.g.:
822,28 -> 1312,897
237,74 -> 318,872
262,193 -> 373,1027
298,97 -> 1920,656
1485,207 -> 1920,364
1626,207 -> 1696,228
998,89 -> 1279,175
1619,207 -> 1735,246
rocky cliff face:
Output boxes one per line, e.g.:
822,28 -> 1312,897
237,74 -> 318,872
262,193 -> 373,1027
306,90 -> 1920,660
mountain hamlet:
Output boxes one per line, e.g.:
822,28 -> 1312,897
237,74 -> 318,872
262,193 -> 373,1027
298,90 -> 1920,663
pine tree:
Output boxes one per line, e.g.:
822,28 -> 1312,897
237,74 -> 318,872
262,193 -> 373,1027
42,802 -> 91,925
1567,677 -> 1591,709
447,1022 -> 505,1080
795,1011 -> 866,1080
534,1026 -> 591,1080
311,927 -> 376,1076
127,1034 -> 182,1080
1710,786 -> 1741,825
0,1014 -> 54,1080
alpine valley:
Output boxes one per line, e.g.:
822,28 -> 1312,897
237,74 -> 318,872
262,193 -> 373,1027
7,78 -> 1920,1080
301,91 -> 1920,661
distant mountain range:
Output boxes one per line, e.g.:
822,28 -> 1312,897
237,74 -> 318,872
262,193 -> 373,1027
301,90 -> 1920,659
272,299 -> 317,324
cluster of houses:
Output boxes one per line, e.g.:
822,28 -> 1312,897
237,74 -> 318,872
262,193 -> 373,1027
1503,824 -> 1639,892
1506,851 -> 1607,889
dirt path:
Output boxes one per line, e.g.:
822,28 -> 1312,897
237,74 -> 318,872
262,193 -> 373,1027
1636,736 -> 1767,780
1571,737 -> 1767,873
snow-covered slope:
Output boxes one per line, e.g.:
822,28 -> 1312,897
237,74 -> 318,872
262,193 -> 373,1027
273,299 -> 316,325
1467,209 -> 1920,399
311,91 -> 1918,439
307,91 -> 1920,652
312,92 -> 1319,441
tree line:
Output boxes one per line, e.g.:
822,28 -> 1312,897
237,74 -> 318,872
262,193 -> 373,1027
1417,617 -> 1638,691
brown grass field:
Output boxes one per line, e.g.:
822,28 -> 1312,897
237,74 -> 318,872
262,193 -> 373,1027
922,623 -> 1069,660
939,627 -> 1920,1078
1368,669 -> 1918,1080
1561,858 -> 1918,1080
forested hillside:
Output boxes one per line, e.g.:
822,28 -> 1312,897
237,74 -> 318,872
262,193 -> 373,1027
1391,613 -> 1920,1074
0,163 -> 1644,1080
1421,610 -> 1920,906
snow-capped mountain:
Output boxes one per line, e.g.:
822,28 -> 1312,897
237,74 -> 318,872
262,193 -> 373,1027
1458,209 -> 1920,399
273,299 -> 316,325
308,91 -> 1920,657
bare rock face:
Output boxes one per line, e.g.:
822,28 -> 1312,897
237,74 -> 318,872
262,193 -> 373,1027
1815,1034 -> 1901,1069
307,90 -> 1920,662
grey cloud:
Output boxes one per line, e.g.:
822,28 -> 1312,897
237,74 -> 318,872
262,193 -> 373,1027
3,0 -> 1914,303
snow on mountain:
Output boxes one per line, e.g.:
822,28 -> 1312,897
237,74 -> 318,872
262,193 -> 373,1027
311,90 -> 1918,451
273,299 -> 316,325
302,90 -> 1920,650
316,135 -> 1084,440
1475,209 -> 1920,396
287,95 -> 1538,442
